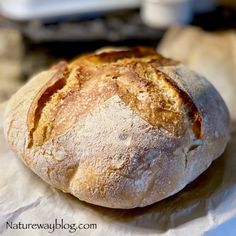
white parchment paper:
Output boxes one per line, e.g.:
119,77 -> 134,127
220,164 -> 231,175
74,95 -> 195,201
1,27 -> 236,235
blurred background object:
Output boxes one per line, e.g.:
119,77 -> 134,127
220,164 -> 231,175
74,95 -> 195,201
0,28 -> 24,102
0,0 -> 141,20
141,0 -> 193,28
193,0 -> 218,13
0,0 -> 235,103
220,0 -> 236,8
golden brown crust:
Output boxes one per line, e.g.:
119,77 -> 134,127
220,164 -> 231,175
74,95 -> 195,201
4,47 -> 230,209
27,47 -> 201,148
27,61 -> 68,147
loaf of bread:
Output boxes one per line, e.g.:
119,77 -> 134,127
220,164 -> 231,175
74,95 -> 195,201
4,47 -> 230,209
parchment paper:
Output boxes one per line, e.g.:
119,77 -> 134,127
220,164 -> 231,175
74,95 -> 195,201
1,27 -> 236,235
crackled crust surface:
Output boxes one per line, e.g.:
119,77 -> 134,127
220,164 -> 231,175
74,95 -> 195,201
27,47 -> 201,147
4,47 -> 230,209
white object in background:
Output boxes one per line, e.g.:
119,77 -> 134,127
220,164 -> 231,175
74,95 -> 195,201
0,0 -> 141,21
193,0 -> 218,13
141,0 -> 193,28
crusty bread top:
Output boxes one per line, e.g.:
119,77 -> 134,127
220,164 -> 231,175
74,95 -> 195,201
27,47 -> 201,148
4,46 -> 230,209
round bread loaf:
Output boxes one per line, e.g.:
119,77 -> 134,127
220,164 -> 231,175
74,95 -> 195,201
4,47 -> 230,209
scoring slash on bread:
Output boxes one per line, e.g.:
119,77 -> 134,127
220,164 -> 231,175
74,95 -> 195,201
4,47 -> 230,209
